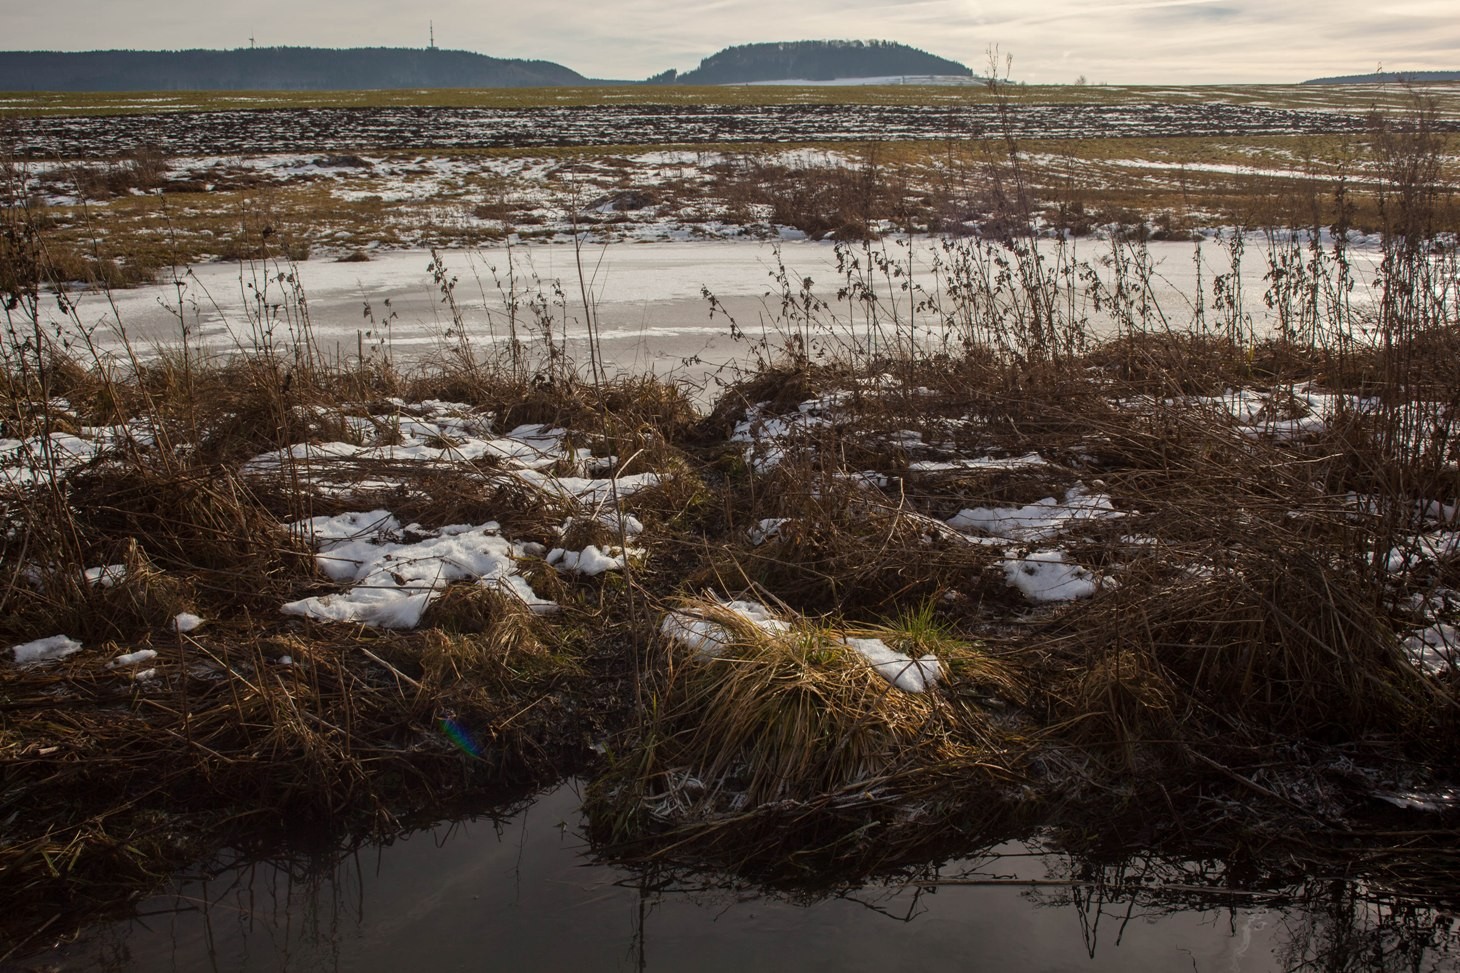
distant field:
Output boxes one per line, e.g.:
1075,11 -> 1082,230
2,81 -> 1459,117
2,82 -> 1456,285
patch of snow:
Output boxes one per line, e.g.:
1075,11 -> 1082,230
173,612 -> 205,633
1001,550 -> 1102,603
1404,623 -> 1459,674
108,648 -> 158,668
83,564 -> 128,587
843,636 -> 942,693
749,518 -> 789,545
12,635 -> 83,664
1387,531 -> 1460,574
546,544 -> 635,575
283,515 -> 552,629
659,599 -> 791,657
908,452 -> 1046,474
950,486 -> 1121,542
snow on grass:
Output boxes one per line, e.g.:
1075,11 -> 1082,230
659,599 -> 792,657
729,402 -> 830,472
11,635 -> 83,664
244,409 -> 661,508
1386,531 -> 1460,574
842,636 -> 943,693
749,518 -> 789,545
243,401 -> 675,626
108,648 -> 158,668
82,564 -> 128,587
173,612 -> 205,633
1001,550 -> 1103,603
0,433 -> 102,487
283,514 -> 553,629
546,544 -> 638,575
1404,623 -> 1459,674
658,599 -> 943,694
908,452 -> 1047,474
949,485 -> 1121,542
513,468 -> 662,505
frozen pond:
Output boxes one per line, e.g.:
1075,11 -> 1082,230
43,236 -> 1389,391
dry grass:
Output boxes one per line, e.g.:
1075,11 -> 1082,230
586,596 -> 1015,872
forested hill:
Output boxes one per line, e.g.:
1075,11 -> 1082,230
0,48 -> 587,91
662,41 -> 972,84
1302,70 -> 1460,85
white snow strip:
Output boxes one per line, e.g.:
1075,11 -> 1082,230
1,432 -> 105,487
908,452 -> 1047,474
12,635 -> 83,663
513,469 -> 662,504
1386,531 -> 1460,574
843,637 -> 942,693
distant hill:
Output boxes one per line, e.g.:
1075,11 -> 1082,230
1302,70 -> 1460,85
657,40 -> 972,85
0,48 -> 586,91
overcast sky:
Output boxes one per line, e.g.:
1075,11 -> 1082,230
4,0 -> 1458,83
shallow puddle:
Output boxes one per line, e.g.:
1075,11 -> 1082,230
27,781 -> 1457,972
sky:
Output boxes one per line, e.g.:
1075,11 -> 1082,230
2,0 -> 1458,84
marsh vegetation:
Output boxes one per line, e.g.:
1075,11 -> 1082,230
2,82 -> 1460,966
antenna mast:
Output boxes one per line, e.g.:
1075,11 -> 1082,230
429,21 -> 436,50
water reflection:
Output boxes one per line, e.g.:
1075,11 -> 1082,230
30,781 -> 1460,972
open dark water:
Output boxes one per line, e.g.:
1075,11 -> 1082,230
25,781 -> 1460,973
